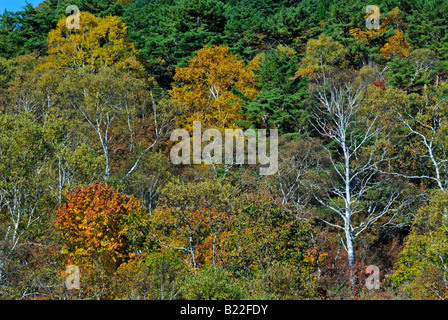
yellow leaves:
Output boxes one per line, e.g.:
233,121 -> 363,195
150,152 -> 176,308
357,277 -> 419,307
36,11 -> 143,75
305,34 -> 347,66
276,44 -> 296,57
379,29 -> 411,59
169,45 -> 258,130
383,7 -> 407,30
148,179 -> 234,268
350,7 -> 410,60
295,57 -> 319,78
349,26 -> 386,43
389,190 -> 448,298
295,34 -> 347,79
350,7 -> 400,43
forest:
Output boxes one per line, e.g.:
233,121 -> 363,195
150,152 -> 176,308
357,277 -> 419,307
0,0 -> 448,300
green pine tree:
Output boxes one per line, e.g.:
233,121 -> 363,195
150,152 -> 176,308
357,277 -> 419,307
240,46 -> 311,138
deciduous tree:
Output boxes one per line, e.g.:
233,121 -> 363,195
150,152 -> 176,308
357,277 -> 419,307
36,11 -> 143,75
309,69 -> 402,285
53,182 -> 147,272
169,45 -> 258,130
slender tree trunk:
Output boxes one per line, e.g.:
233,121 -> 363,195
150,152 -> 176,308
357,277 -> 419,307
0,256 -> 4,283
344,221 -> 355,286
189,235 -> 197,275
97,129 -> 110,183
212,230 -> 217,270
344,141 -> 355,285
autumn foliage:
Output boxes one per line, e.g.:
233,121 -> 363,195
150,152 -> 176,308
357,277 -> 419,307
169,45 -> 258,130
3,0 -> 448,301
54,182 -> 146,271
36,11 -> 143,75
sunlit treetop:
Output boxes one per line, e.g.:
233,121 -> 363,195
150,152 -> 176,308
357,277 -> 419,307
36,11 -> 143,76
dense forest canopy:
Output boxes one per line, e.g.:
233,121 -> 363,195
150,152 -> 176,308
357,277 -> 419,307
1,0 -> 448,300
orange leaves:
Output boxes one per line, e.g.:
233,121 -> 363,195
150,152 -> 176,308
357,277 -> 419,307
54,182 -> 145,270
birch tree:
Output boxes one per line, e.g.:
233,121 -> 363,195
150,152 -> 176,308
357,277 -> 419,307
0,113 -> 53,290
310,70 -> 401,285
267,137 -> 327,219
66,67 -> 174,183
148,179 -> 234,274
387,86 -> 448,190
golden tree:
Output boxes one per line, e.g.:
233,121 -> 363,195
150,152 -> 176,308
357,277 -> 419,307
36,11 -> 143,75
379,29 -> 411,59
169,45 -> 258,130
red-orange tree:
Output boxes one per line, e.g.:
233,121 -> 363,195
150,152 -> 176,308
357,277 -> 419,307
54,182 -> 146,272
